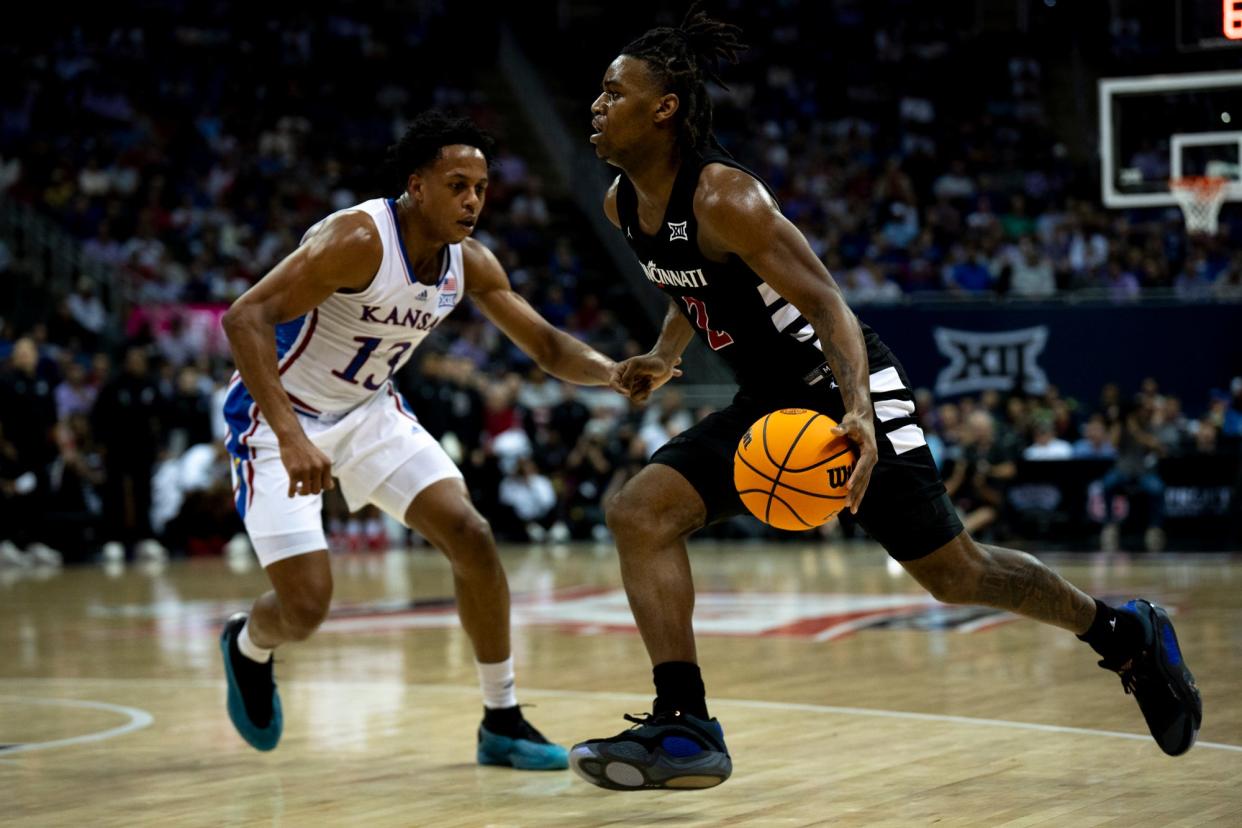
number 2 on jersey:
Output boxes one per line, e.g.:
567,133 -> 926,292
681,296 -> 734,351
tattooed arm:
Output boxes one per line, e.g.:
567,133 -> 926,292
694,164 -> 877,512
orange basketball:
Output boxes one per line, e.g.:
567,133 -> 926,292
733,409 -> 858,531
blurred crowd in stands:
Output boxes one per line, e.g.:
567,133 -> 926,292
1,5 -> 1239,334
521,1 -> 1242,302
1,3 -> 1241,566
2,313 -> 1239,565
918,377 -> 1242,552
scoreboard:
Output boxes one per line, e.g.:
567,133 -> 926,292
1177,0 -> 1242,50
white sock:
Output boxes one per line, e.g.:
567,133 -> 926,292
237,619 -> 273,663
476,656 -> 518,709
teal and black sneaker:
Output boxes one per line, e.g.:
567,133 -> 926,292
1100,599 -> 1201,756
220,612 -> 283,752
477,709 -> 568,770
570,710 -> 731,790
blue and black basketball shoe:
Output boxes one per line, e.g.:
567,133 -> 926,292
477,709 -> 569,770
570,710 -> 731,790
1099,599 -> 1201,756
220,612 -> 283,751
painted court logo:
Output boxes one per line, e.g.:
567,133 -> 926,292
309,589 -> 1041,642
932,326 -> 1049,397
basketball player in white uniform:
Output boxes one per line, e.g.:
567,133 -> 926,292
219,112 -> 638,769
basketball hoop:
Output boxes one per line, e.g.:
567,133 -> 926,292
1169,176 -> 1228,235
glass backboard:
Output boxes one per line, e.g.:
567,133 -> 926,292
1099,70 -> 1242,208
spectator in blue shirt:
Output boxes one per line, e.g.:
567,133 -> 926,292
1073,415 -> 1118,459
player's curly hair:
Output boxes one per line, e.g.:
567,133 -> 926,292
621,1 -> 746,152
386,110 -> 495,185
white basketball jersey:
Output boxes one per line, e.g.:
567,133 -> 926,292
225,198 -> 464,442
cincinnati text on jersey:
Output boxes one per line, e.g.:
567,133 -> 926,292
641,260 -> 709,288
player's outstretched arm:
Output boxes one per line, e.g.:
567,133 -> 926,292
462,239 -> 620,390
222,211 -> 381,497
695,165 -> 877,512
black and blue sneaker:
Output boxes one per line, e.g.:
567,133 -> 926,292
570,710 -> 731,790
1100,599 -> 1201,756
477,708 -> 568,770
220,612 -> 283,752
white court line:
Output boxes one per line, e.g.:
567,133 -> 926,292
0,696 -> 154,755
2,677 -> 1236,754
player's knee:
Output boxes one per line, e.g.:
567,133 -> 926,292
922,568 -> 978,605
911,536 -> 987,605
605,488 -> 682,549
280,583 -> 332,641
440,511 -> 498,574
604,487 -> 646,539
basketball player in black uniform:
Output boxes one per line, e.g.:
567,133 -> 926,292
568,6 -> 1201,791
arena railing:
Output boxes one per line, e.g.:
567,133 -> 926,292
0,196 -> 121,335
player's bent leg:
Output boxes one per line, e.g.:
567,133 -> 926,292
403,478 -> 509,662
397,477 -> 567,770
900,531 -> 1201,755
223,441 -> 331,753
250,550 -> 334,645
603,463 -> 707,666
899,530 -> 1095,631
571,464 -> 731,791
220,550 -> 332,752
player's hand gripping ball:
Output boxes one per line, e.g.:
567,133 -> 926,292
733,408 -> 859,530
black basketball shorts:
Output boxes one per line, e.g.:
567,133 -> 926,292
649,352 -> 964,561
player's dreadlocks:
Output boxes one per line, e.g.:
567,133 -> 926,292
385,110 -> 495,186
621,1 -> 746,152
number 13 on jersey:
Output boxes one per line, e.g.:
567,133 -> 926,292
332,336 -> 412,390
681,296 -> 734,351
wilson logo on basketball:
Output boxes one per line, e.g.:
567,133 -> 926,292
735,409 -> 856,530
826,464 -> 854,489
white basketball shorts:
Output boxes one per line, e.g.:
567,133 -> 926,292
225,382 -> 461,567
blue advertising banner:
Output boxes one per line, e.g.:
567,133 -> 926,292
855,302 -> 1242,408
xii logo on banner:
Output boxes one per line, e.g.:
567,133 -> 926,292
932,326 -> 1049,397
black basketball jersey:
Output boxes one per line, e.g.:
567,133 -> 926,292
615,145 -> 892,396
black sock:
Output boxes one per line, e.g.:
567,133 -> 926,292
1077,598 -> 1145,660
652,661 -> 709,720
482,705 -> 523,736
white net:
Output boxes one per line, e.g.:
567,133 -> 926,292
1169,176 -> 1228,235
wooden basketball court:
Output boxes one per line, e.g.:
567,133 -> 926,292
3,542 -> 1240,826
